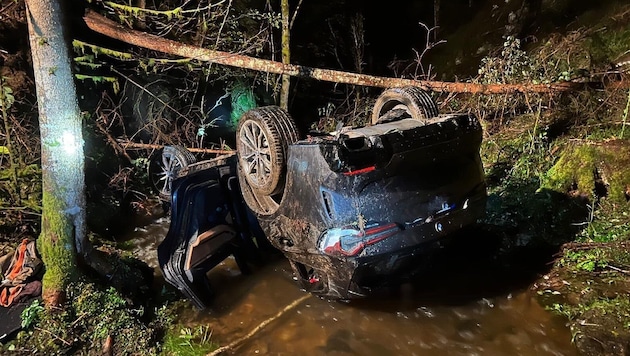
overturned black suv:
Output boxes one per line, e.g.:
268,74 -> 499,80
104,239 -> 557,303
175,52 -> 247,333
156,87 -> 487,308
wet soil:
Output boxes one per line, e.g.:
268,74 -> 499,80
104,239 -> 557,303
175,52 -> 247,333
533,242 -> 630,356
126,220 -> 579,355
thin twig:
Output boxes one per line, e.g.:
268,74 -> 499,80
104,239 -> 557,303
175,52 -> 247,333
208,294 -> 312,356
215,0 -> 232,49
95,113 -> 132,161
619,88 -> 630,139
69,313 -> 88,328
606,265 -> 630,275
0,207 -> 41,216
34,326 -> 72,346
110,67 -> 191,124
289,0 -> 303,30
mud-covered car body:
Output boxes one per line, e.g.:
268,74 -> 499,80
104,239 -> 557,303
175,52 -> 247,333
157,87 -> 487,306
240,113 -> 487,298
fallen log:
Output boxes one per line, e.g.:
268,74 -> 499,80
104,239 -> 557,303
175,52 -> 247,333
83,10 -> 584,95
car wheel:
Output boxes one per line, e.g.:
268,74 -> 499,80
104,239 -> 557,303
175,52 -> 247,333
237,163 -> 282,216
149,145 -> 196,201
236,106 -> 299,197
371,86 -> 439,125
289,259 -> 329,295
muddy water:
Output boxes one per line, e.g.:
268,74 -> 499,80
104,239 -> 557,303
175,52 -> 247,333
125,219 -> 578,356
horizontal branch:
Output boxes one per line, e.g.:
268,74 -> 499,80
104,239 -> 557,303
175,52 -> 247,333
83,10 -> 584,95
115,139 -> 234,155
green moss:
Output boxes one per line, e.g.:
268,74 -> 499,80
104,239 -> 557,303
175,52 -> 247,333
37,190 -> 78,293
600,144 -> 630,203
551,295 -> 630,326
74,74 -> 120,94
104,1 -> 184,20
542,140 -> 630,205
6,280 -> 168,355
479,112 -> 593,246
72,40 -> 133,61
542,143 -> 597,198
71,282 -> 158,351
0,163 -> 40,180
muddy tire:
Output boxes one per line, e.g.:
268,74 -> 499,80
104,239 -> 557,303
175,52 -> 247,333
236,106 -> 299,197
149,145 -> 196,201
237,164 -> 281,216
371,86 -> 439,125
288,259 -> 329,296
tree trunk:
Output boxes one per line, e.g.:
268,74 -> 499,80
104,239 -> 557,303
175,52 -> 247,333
26,0 -> 87,306
433,0 -> 440,41
83,10 -> 583,95
279,0 -> 290,109
133,0 -> 147,30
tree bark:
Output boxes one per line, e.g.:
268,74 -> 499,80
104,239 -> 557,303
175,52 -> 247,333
433,0 -> 440,41
26,0 -> 86,306
279,0 -> 290,109
83,10 -> 583,95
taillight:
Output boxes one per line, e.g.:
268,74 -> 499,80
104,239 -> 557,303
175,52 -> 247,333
343,165 -> 376,176
318,222 -> 401,257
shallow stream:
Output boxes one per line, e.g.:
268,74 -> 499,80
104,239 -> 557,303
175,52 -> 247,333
125,219 -> 577,356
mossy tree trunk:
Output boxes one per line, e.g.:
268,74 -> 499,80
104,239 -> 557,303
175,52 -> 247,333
279,0 -> 290,110
26,0 -> 87,306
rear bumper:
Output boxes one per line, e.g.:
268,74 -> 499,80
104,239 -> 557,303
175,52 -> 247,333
286,189 -> 486,299
367,183 -> 487,250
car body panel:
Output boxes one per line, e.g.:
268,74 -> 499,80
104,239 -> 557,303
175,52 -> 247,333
255,114 -> 487,298
159,112 -> 488,305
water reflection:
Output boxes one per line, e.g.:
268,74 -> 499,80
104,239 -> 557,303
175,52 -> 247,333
125,219 -> 577,356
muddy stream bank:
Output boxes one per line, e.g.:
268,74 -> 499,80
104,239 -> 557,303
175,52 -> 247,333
125,218 -> 577,355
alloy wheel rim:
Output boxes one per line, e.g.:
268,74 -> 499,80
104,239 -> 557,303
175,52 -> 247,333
156,152 -> 180,196
239,120 -> 272,187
